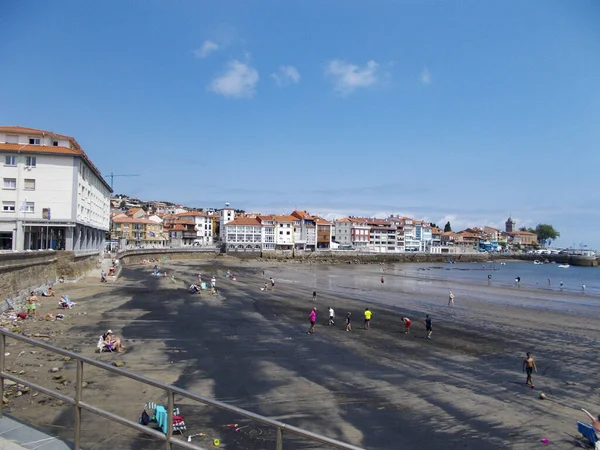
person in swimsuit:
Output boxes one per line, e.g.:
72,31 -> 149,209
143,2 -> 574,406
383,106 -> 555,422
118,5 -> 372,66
346,312 -> 352,331
402,317 -> 411,334
522,352 -> 537,387
581,408 -> 600,445
448,291 -> 455,307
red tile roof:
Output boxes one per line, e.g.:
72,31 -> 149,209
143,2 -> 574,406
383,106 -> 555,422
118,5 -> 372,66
226,217 -> 262,226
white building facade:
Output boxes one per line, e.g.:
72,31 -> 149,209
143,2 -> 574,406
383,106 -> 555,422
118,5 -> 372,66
175,211 -> 214,245
0,126 -> 111,251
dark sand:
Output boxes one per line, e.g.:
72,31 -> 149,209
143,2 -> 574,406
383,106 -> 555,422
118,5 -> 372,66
2,258 -> 600,449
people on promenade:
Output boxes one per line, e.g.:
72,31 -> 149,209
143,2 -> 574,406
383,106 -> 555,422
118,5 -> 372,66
346,312 -> 352,331
402,317 -> 411,334
328,306 -> 335,326
448,291 -> 455,307
424,314 -> 432,339
27,292 -> 38,318
308,307 -> 317,334
522,352 -> 537,388
364,308 -> 372,330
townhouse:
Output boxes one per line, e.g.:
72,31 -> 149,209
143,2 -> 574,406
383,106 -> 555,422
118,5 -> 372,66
111,216 -> 166,247
314,217 -> 333,249
291,210 -> 317,251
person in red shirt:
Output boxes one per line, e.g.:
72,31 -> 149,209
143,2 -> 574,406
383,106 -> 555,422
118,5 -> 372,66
402,317 -> 411,334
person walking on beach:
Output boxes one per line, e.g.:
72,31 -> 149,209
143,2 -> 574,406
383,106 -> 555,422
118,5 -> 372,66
424,314 -> 432,339
313,291 -> 317,302
560,281 -> 564,291
515,276 -> 521,287
448,291 -> 455,307
364,308 -> 372,330
487,274 -> 492,285
402,317 -> 411,334
308,307 -> 317,334
522,352 -> 537,388
380,276 -> 385,285
582,284 -> 586,293
270,277 -> 275,289
26,291 -> 38,318
346,312 -> 352,331
328,306 -> 335,326
547,278 -> 551,286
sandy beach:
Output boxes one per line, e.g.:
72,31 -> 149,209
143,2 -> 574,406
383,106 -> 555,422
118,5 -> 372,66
2,257 -> 600,449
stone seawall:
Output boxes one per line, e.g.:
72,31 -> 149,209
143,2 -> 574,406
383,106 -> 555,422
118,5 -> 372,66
116,248 -> 220,266
0,251 -> 99,302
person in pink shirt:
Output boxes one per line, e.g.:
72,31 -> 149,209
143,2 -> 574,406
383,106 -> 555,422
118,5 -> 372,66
308,307 -> 317,334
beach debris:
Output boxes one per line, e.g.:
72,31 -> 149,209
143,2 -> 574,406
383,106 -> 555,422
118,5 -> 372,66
540,438 -> 549,444
187,433 -> 206,442
213,438 -> 220,446
50,367 -> 59,373
539,393 -> 546,400
113,361 -> 125,368
225,424 -> 238,428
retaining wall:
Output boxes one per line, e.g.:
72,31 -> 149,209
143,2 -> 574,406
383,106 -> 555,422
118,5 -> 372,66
0,251 -> 99,301
116,248 -> 220,266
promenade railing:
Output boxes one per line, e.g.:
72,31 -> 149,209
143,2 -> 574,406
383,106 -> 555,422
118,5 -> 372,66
0,329 -> 364,450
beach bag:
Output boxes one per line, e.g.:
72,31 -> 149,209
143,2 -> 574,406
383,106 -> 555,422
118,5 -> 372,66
140,409 -> 150,425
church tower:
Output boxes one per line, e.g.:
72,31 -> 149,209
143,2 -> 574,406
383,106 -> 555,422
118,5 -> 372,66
505,216 -> 516,233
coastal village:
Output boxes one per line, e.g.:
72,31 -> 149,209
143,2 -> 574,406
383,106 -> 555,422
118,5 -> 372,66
110,194 -> 537,254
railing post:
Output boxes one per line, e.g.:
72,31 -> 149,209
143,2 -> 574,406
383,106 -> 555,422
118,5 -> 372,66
166,390 -> 174,450
0,332 -> 5,418
276,426 -> 283,450
74,360 -> 83,450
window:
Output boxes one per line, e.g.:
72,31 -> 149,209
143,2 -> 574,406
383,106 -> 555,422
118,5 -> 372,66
286,231 -> 291,235
5,155 -> 16,166
3,178 -> 16,189
26,156 -> 36,167
24,179 -> 35,190
279,231 -> 283,235
53,141 -> 58,146
24,202 -> 34,213
28,138 -> 40,145
2,202 -> 15,212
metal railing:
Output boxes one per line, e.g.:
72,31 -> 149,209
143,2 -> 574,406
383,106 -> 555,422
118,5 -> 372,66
0,329 -> 364,450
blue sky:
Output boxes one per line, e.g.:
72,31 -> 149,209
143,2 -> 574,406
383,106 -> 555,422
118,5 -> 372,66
1,1 -> 599,247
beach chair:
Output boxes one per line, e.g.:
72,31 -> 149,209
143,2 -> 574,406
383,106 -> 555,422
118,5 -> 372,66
578,421 -> 598,447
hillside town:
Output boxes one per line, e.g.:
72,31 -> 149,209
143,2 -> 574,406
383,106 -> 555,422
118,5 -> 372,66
109,194 -> 538,254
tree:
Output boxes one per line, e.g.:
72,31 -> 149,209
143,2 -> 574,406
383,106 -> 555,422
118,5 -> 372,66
535,224 -> 560,247
519,226 -> 535,233
444,221 -> 452,232
119,200 -> 126,209
429,223 -> 438,229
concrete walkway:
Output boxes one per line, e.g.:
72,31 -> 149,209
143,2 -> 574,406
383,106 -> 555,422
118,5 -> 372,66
0,415 -> 72,450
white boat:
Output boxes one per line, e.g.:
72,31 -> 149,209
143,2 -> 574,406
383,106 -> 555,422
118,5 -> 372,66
558,264 -> 570,268
533,260 -> 543,265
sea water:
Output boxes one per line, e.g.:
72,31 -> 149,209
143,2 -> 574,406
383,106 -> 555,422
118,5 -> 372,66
405,261 -> 600,296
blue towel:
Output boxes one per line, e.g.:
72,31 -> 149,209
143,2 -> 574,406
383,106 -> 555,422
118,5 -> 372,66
155,406 -> 167,433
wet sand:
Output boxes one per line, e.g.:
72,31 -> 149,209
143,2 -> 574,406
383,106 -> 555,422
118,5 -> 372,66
2,258 -> 600,449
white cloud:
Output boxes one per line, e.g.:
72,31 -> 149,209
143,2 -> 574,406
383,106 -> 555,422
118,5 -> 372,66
271,65 -> 301,86
208,60 -> 259,99
325,59 -> 380,94
420,67 -> 432,86
194,40 -> 219,59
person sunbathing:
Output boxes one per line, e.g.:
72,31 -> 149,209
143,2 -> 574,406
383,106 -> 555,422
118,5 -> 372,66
189,284 -> 200,293
581,408 -> 600,442
103,330 -> 124,352
42,287 -> 56,297
59,296 -> 76,309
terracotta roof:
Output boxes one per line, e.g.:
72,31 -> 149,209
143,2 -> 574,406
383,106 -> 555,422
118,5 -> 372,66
315,218 -> 333,225
176,211 -> 209,217
0,126 -> 73,140
335,218 -> 351,223
273,215 -> 296,222
507,231 -> 537,236
291,210 -> 313,220
127,207 -> 143,216
226,217 -> 262,226
112,217 -> 158,225
258,215 -> 274,221
0,127 -> 111,192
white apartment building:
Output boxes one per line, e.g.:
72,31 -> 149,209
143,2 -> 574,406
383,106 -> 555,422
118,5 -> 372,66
0,126 -> 111,251
224,217 -> 263,251
291,210 -> 317,251
260,215 -> 276,251
274,215 -> 294,250
175,211 -> 214,245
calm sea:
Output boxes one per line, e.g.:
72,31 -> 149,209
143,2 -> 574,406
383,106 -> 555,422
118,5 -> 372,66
406,261 -> 600,296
